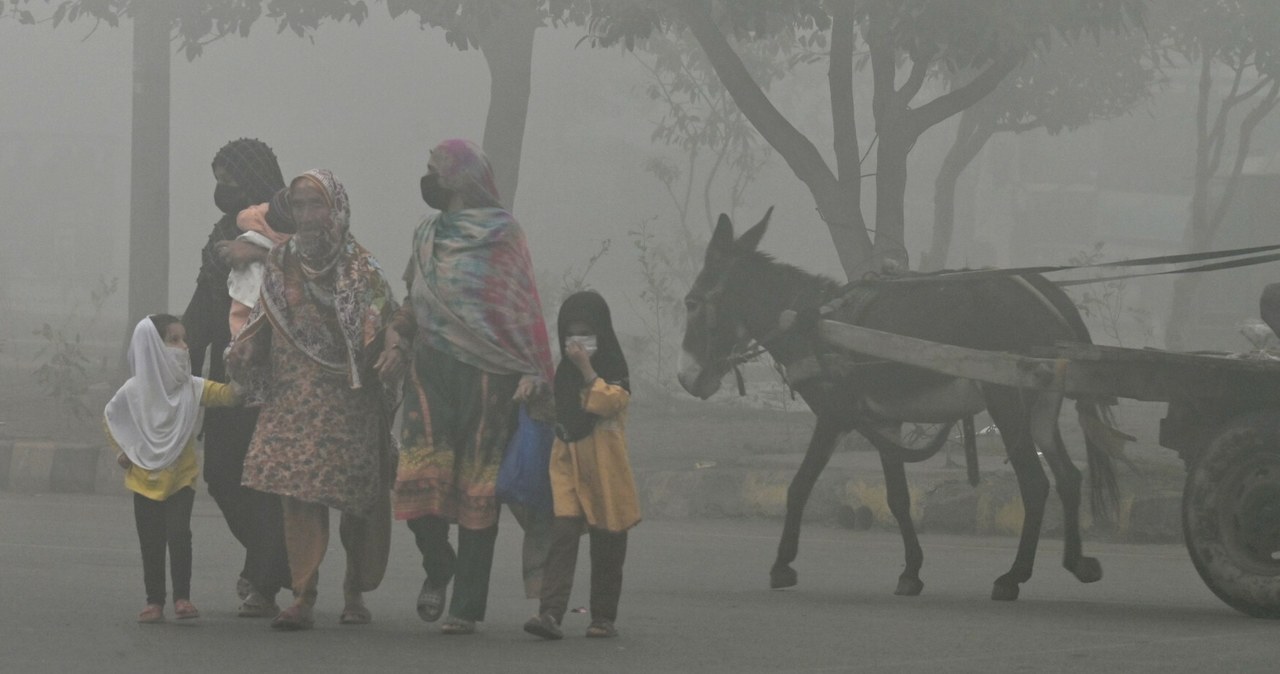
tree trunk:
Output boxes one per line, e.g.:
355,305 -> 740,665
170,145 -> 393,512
1166,59 -> 1280,349
127,1 -> 170,330
873,126 -> 911,272
815,185 -> 873,277
478,2 -> 539,210
1164,57 -> 1217,350
925,109 -> 993,272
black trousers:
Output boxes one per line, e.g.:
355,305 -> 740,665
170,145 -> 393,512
203,406 -> 290,598
408,515 -> 499,622
538,516 -> 628,624
133,487 -> 196,605
206,482 -> 291,598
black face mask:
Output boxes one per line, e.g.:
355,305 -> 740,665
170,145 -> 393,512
420,174 -> 452,211
214,183 -> 247,215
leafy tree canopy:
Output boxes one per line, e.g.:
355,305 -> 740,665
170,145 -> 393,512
979,25 -> 1157,136
385,0 -> 591,49
1159,0 -> 1280,76
3,0 -> 369,59
584,0 -> 1143,69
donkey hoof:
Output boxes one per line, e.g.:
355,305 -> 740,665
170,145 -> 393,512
894,576 -> 924,597
770,565 -> 798,589
991,582 -> 1020,601
1071,556 -> 1103,584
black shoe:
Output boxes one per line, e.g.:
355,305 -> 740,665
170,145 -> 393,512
523,613 -> 563,640
416,579 -> 447,623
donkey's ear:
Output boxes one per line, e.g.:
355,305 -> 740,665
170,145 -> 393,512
706,213 -> 735,259
734,206 -> 772,253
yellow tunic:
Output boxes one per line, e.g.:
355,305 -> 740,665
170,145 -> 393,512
105,380 -> 238,501
549,377 -> 641,532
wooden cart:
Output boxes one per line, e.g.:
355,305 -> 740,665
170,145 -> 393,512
806,316 -> 1280,618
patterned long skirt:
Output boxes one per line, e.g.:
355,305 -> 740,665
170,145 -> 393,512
242,337 -> 389,518
392,342 -> 519,529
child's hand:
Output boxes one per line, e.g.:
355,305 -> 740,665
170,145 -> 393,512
116,453 -> 133,470
512,374 -> 542,402
565,341 -> 596,381
227,338 -> 255,371
216,240 -> 268,269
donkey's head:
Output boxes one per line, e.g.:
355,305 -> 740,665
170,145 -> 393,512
677,208 -> 772,399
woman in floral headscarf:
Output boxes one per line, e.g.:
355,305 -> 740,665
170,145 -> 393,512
228,169 -> 400,631
377,139 -> 553,635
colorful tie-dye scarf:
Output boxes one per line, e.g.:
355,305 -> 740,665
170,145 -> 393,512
408,140 -> 552,384
409,209 -> 552,384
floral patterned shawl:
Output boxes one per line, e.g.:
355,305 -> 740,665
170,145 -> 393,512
236,169 -> 398,394
407,141 -> 552,384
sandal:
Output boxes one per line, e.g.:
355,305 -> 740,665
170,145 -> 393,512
440,616 -> 476,635
416,579 -> 447,623
586,620 -> 618,638
523,613 -> 563,640
137,604 -> 164,624
339,602 -> 372,625
174,599 -> 200,620
270,604 -> 315,631
236,576 -> 253,601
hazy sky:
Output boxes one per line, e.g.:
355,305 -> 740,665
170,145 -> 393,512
4,9 -> 1280,354
0,11 -> 840,342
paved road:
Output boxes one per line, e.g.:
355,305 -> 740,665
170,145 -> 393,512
1,492 -> 1275,673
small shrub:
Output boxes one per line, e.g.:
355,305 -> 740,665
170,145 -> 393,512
31,275 -> 118,421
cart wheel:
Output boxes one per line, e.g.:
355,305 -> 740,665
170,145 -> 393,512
1182,411 -> 1280,618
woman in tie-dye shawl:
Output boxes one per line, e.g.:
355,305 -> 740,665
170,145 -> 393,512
384,139 -> 553,634
228,169 -> 399,630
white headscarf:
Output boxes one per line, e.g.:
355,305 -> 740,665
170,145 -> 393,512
104,317 -> 205,470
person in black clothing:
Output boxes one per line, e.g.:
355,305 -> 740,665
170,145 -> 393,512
183,138 -> 291,617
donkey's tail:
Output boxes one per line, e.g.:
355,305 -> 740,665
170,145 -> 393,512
1075,399 -> 1135,520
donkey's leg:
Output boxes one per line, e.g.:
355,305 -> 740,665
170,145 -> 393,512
879,449 -> 924,596
771,416 -> 843,589
986,390 -> 1050,601
1029,401 -> 1102,585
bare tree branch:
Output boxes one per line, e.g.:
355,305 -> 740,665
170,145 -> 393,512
907,48 -> 1023,138
678,0 -> 836,193
1207,78 -> 1280,237
898,50 -> 931,105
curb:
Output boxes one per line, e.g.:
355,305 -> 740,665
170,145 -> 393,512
0,438 -> 126,496
0,437 -> 1185,544
635,465 -> 1188,544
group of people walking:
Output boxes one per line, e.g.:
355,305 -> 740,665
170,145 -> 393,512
102,138 -> 641,639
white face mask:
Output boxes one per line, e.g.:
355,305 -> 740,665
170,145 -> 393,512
167,346 -> 192,378
565,335 -> 597,355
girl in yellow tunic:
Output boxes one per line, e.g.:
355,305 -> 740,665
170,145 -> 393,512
525,291 -> 639,640
105,315 -> 239,623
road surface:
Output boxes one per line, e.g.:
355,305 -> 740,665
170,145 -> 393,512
1,492 -> 1275,673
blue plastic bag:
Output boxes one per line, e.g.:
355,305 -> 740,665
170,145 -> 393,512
496,405 -> 555,513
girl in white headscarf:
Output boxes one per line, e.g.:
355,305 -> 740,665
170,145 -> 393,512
105,314 -> 240,623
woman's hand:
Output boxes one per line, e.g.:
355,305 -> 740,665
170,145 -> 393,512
512,374 -> 542,402
215,240 -> 268,269
375,334 -> 409,384
565,341 -> 597,381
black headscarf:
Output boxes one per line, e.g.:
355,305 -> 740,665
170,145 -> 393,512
212,137 -> 286,206
554,291 -> 629,443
